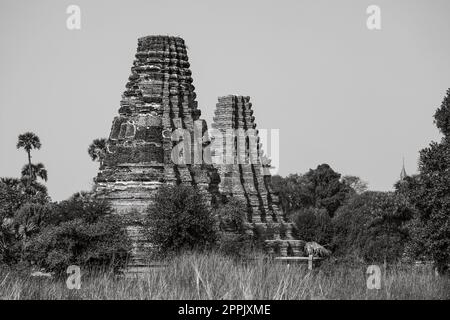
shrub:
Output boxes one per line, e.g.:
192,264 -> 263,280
217,232 -> 255,259
46,191 -> 112,225
0,220 -> 18,265
21,193 -> 130,273
332,192 -> 414,263
215,197 -> 247,233
292,207 -> 333,245
214,197 -> 255,258
25,216 -> 130,274
0,177 -> 50,265
144,185 -> 218,254
1,201 -> 53,265
0,178 -> 49,220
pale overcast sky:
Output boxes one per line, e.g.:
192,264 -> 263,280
1,0 -> 449,201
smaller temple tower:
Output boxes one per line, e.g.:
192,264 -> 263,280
210,95 -> 304,257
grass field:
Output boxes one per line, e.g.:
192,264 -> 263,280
0,252 -> 448,300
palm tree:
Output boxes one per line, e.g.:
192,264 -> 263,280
88,138 -> 108,168
16,132 -> 41,186
21,163 -> 48,182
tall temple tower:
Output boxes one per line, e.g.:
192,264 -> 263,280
94,36 -> 216,270
95,36 -> 213,214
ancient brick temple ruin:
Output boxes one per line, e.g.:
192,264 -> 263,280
210,95 -> 303,256
94,36 -> 304,271
95,36 -> 213,213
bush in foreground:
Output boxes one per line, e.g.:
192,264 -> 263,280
0,178 -> 51,266
20,193 -> 130,273
291,207 -> 333,245
214,197 -> 255,258
332,191 -> 414,263
145,185 -> 218,254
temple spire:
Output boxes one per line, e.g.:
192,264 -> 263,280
400,156 -> 408,181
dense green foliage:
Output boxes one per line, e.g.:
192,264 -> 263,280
25,197 -> 130,274
273,165 -> 415,264
2,132 -> 49,265
292,207 -> 333,245
2,133 -> 130,273
433,88 -> 450,138
145,185 -> 218,254
395,89 -> 450,272
271,89 -> 450,269
20,163 -> 48,182
272,164 -> 352,217
214,198 -> 255,258
0,178 -> 49,220
341,175 -> 368,195
272,164 -> 353,257
1,192 -> 131,273
332,192 -> 413,263
0,178 -> 50,265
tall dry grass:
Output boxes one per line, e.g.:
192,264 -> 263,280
0,251 -> 448,300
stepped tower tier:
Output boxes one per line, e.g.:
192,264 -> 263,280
93,36 -> 218,273
95,36 -> 214,215
210,95 -> 304,257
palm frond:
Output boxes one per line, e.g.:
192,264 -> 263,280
21,163 -> 48,182
16,132 -> 41,151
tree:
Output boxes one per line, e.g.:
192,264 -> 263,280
20,163 -> 48,183
23,193 -> 130,273
332,192 -> 414,263
292,207 -> 332,245
341,175 -> 368,194
144,185 -> 218,254
395,90 -> 450,272
433,88 -> 450,138
0,178 -> 49,220
271,174 -> 313,213
304,164 -> 352,216
396,89 -> 450,272
12,203 -> 52,261
0,178 -> 28,219
272,164 -> 352,217
0,179 -> 51,265
88,138 -> 108,168
16,132 -> 41,187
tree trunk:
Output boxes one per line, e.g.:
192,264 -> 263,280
27,150 -> 32,187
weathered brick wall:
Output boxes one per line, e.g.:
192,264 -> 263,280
210,95 -> 304,256
94,36 -> 220,269
95,36 -> 212,208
